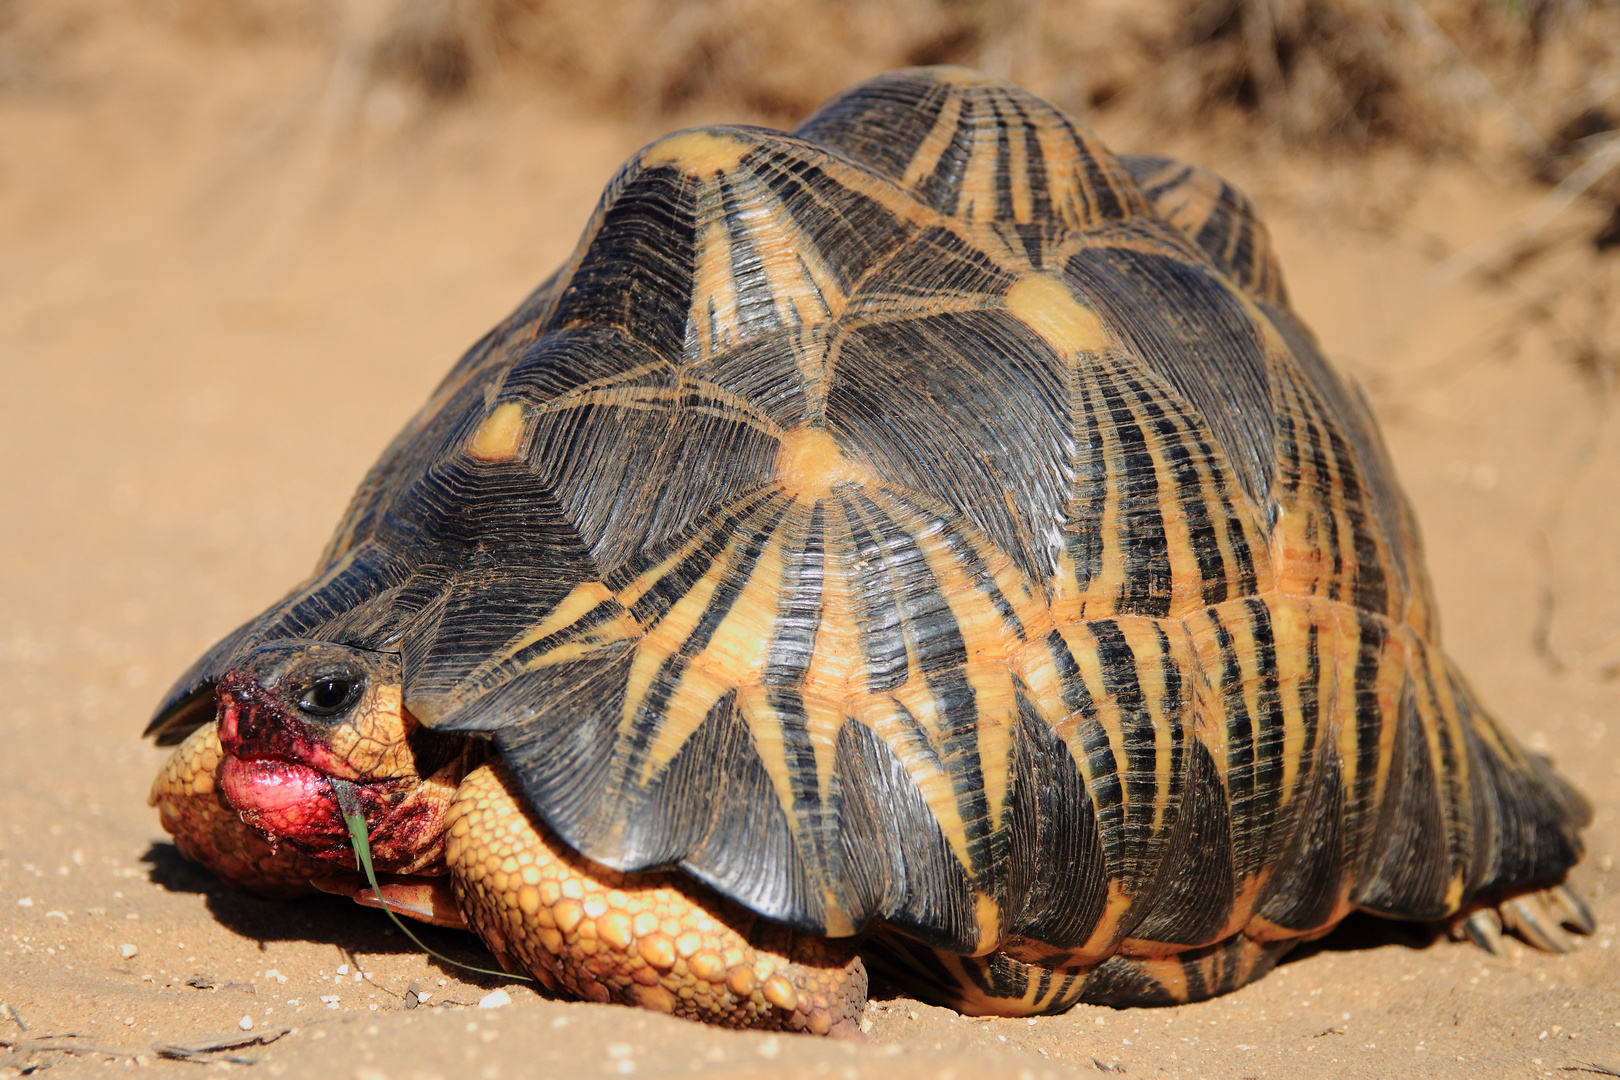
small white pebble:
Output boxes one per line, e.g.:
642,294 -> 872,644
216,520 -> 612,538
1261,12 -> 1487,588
415,991 -> 433,1004
479,990 -> 512,1010
265,969 -> 286,983
336,964 -> 349,975
16,898 -> 32,907
756,1036 -> 780,1059
45,910 -> 67,920
119,944 -> 138,959
607,1044 -> 632,1058
369,1004 -> 378,1011
238,1016 -> 253,1031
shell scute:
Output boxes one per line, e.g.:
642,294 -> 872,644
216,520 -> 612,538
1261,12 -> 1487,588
796,66 -> 1148,231
1061,242 -> 1276,512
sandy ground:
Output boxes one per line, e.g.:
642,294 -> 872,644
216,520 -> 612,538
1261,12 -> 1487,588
2,12 -> 1619,1080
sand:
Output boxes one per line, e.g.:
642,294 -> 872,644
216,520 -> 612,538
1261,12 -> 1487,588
2,10 -> 1617,1079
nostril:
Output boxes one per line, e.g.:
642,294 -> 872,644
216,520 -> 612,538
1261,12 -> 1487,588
219,695 -> 269,750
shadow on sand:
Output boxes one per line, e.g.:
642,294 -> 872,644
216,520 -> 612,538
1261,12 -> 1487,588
1282,910 -> 1442,968
139,840 -> 520,990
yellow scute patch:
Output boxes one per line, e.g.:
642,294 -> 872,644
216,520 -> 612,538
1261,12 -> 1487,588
468,401 -> 527,462
495,581 -> 640,671
642,130 -> 751,177
774,426 -> 869,499
1005,275 -> 1108,357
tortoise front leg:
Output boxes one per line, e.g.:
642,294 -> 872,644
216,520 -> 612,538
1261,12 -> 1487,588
446,763 -> 867,1035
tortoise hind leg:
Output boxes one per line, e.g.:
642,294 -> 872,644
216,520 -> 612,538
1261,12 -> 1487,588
1077,935 -> 1298,1007
445,763 -> 866,1035
1451,881 -> 1596,956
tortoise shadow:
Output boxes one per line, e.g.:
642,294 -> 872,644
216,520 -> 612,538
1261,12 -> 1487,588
141,841 -> 1455,1003
1279,910 -> 1442,967
139,841 -> 519,987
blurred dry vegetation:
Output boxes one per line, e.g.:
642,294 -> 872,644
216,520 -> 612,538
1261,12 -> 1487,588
2,0 -> 1619,381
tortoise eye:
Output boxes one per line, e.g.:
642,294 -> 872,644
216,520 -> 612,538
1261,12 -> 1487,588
297,675 -> 363,718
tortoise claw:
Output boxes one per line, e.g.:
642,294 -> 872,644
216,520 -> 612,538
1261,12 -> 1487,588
1546,883 -> 1596,936
1457,908 -> 1507,956
1500,893 -> 1576,954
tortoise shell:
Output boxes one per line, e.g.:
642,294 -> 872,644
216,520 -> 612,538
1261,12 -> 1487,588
148,67 -> 1587,1001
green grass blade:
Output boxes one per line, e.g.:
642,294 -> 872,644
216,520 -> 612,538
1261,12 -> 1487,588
332,779 -> 528,983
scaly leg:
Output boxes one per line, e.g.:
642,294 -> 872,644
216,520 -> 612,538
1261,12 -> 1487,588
446,763 -> 867,1035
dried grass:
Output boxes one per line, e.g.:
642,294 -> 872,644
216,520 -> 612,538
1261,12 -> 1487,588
365,0 -> 984,120
5,0 -> 1618,379
331,0 -> 1620,158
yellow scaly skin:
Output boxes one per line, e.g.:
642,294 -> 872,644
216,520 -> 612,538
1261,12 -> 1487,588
151,723 -> 867,1036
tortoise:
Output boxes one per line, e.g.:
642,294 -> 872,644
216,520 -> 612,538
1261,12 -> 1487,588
146,66 -> 1594,1036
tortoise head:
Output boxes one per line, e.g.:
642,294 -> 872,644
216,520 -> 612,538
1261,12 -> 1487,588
215,641 -> 473,873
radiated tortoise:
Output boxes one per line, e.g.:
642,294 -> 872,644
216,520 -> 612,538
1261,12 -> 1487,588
146,66 -> 1594,1035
